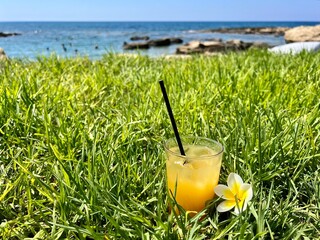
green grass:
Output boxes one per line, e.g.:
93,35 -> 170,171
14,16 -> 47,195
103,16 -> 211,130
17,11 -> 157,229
0,50 -> 319,239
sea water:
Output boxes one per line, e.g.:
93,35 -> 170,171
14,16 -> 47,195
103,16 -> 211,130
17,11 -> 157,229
0,21 -> 318,59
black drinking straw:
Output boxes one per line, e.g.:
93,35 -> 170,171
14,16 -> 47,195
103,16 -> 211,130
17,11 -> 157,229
159,80 -> 185,156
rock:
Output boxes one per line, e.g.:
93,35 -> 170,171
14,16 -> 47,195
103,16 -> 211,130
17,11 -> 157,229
225,39 -> 249,50
123,41 -> 150,50
148,38 -> 171,47
0,32 -> 21,37
147,37 -> 183,47
197,27 -> 289,36
176,39 -> 271,54
186,41 -> 202,48
176,41 -> 202,54
200,41 -> 226,51
176,40 -> 225,54
169,38 -> 183,44
123,37 -> 183,50
284,25 -> 320,43
0,48 -> 8,60
130,36 -> 150,41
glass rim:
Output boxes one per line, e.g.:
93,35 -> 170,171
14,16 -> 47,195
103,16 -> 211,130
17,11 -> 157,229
164,136 -> 224,159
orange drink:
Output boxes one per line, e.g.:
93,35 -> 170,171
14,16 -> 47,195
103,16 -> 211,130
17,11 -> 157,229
165,136 -> 224,214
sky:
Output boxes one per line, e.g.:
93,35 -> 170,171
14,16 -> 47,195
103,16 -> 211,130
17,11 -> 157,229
1,0 -> 320,22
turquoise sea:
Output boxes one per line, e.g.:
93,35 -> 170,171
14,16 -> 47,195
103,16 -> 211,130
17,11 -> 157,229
0,21 -> 319,59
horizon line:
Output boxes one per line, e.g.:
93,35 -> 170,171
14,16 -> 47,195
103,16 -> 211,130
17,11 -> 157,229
1,20 -> 320,23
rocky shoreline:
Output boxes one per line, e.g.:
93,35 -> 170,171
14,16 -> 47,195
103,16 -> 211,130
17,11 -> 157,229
196,27 -> 290,36
1,25 -> 320,58
121,37 -> 273,55
176,39 -> 271,55
121,25 -> 320,55
121,26 -> 291,52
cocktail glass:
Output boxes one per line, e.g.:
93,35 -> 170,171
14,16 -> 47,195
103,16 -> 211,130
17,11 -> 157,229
165,136 -> 224,214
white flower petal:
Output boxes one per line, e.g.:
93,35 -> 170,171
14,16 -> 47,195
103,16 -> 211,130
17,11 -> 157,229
227,173 -> 243,195
214,185 -> 235,200
217,200 -> 235,212
240,183 -> 253,202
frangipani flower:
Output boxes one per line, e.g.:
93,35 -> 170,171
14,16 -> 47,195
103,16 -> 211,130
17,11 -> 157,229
214,173 -> 253,214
